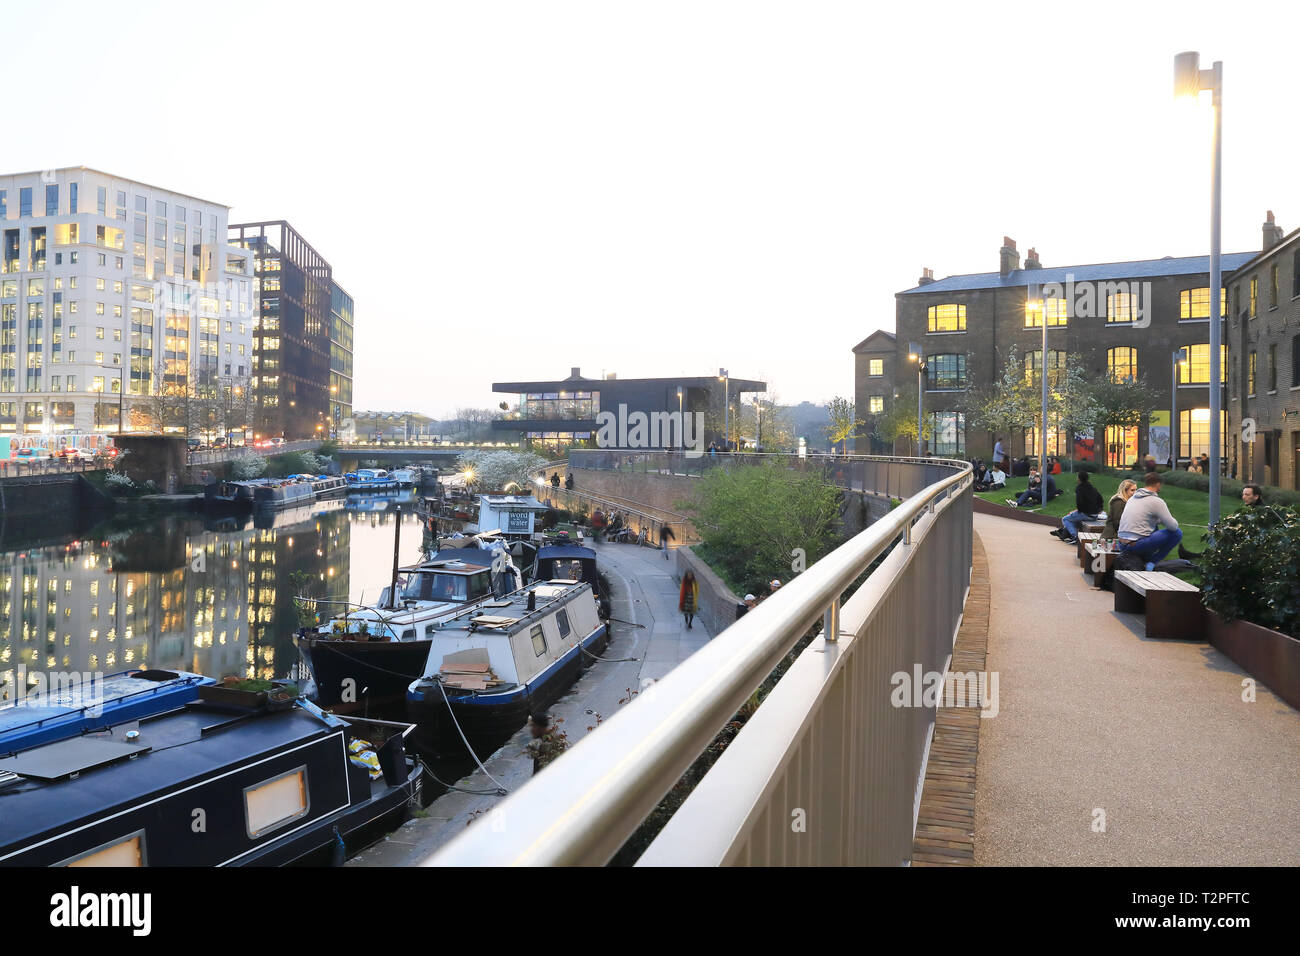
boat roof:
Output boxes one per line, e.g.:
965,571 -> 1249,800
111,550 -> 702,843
537,544 -> 597,561
425,579 -> 592,640
0,670 -> 214,754
0,702 -> 345,856
399,548 -> 494,574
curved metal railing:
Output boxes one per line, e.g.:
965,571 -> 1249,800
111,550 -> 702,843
424,455 -> 973,866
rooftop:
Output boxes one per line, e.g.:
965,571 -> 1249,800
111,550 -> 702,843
899,252 -> 1258,295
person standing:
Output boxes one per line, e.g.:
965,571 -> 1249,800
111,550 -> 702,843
1117,473 -> 1183,569
1241,484 -> 1264,507
679,570 -> 700,630
736,593 -> 757,619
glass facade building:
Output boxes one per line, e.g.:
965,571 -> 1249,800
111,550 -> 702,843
229,221 -> 348,440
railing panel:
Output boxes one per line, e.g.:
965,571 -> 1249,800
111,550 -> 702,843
425,456 -> 971,867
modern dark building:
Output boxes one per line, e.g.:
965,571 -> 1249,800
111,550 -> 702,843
859,236 -> 1262,466
492,368 -> 766,450
329,282 -> 354,435
229,221 -> 350,440
1226,211 -> 1300,488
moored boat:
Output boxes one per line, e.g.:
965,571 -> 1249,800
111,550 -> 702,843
346,468 -> 401,492
0,691 -> 422,867
405,578 -> 608,756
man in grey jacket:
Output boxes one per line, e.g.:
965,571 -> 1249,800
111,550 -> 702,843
1116,472 -> 1183,569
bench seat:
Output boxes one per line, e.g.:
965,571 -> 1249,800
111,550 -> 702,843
1113,570 -> 1205,640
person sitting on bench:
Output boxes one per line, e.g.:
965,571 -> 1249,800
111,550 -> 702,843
1116,472 -> 1182,570
1051,470 -> 1104,544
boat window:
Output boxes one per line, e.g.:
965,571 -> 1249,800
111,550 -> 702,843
531,625 -> 546,657
63,831 -> 146,867
467,572 -> 492,601
403,572 -> 468,603
556,610 -> 571,639
245,766 -> 309,839
402,629 -> 415,640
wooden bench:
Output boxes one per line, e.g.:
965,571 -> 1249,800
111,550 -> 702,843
1113,570 -> 1205,640
1084,543 -> 1118,588
1077,532 -> 1102,567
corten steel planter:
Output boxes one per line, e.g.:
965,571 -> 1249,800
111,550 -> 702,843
1207,612 -> 1300,711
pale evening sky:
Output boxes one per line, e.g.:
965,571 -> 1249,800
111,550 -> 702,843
5,1 -> 1298,418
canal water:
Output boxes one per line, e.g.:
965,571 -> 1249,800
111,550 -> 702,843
0,493 -> 430,704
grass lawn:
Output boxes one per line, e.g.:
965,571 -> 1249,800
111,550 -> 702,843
976,472 -> 1241,543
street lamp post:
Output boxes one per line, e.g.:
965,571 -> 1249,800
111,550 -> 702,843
1171,348 -> 1189,467
676,386 -> 683,450
718,368 -> 729,452
908,342 -> 926,457
1175,50 -> 1224,525
99,365 -> 124,434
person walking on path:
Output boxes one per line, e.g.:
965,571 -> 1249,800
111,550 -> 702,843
679,570 -> 700,630
660,523 -> 675,559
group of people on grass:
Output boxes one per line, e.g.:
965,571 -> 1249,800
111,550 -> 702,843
1047,470 -> 1265,570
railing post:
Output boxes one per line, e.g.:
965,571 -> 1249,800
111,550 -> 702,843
823,598 -> 840,643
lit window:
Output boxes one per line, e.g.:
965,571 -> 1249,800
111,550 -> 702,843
64,832 -> 145,867
244,767 -> 308,838
926,303 -> 966,333
868,358 -> 883,376
1178,344 -> 1227,385
1106,292 -> 1139,323
1179,287 -> 1227,320
868,395 -> 884,414
1024,296 -> 1068,327
1107,347 -> 1138,383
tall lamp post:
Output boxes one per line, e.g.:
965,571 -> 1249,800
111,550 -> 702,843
1171,347 -> 1189,467
718,368 -> 729,452
1175,50 -> 1224,525
99,365 -> 125,434
907,342 -> 926,456
676,386 -> 683,450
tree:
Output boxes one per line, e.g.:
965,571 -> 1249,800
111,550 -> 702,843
823,396 -> 858,455
684,461 -> 842,596
456,449 -> 549,491
1087,375 -> 1161,435
876,383 -> 932,454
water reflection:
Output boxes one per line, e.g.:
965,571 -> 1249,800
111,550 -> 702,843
0,491 -> 428,700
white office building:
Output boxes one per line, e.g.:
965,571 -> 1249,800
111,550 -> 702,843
0,167 -> 256,439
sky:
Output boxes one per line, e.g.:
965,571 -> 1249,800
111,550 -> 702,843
6,1 -> 1300,418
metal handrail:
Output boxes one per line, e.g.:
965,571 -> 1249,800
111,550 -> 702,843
424,456 -> 971,866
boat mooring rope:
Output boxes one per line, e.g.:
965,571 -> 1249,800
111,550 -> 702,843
435,678 -> 509,796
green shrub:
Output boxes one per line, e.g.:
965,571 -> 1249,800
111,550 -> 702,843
1121,469 -> 1300,509
1200,505 -> 1300,638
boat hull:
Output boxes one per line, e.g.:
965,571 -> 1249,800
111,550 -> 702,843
300,638 -> 432,711
406,625 -> 609,757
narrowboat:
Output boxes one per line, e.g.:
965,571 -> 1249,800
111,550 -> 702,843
0,694 -> 422,867
346,469 -> 401,492
1,669 -> 215,756
252,478 -> 316,510
299,546 -> 523,710
405,578 -> 608,755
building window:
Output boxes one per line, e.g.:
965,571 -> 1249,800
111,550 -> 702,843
1271,264 -> 1279,309
1026,417 -> 1068,457
1107,347 -> 1138,383
1106,291 -> 1140,323
1024,296 -> 1068,327
928,411 -> 965,456
926,303 -> 966,333
1179,287 -> 1227,320
1293,251 -> 1300,299
926,353 -> 967,389
45,184 -> 59,216
868,358 -> 883,376
1269,344 -> 1277,391
868,395 -> 884,414
1293,336 -> 1300,389
1024,349 -> 1066,386
19,188 -> 32,218
1105,425 -> 1139,469
1179,409 -> 1227,461
1250,276 -> 1258,317
1248,351 -> 1257,395
1178,344 -> 1227,385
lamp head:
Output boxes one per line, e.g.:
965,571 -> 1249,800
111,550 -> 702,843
1174,51 -> 1202,99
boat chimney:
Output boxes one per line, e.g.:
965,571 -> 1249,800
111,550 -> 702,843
527,590 -> 537,612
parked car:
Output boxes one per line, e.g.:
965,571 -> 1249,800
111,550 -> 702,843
56,447 -> 91,461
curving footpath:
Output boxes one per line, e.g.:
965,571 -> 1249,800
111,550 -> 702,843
973,511 -> 1300,865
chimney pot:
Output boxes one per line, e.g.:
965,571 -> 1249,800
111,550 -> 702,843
1263,211 -> 1284,252
999,237 -> 1020,277
918,267 -> 935,285
1025,247 -> 1042,270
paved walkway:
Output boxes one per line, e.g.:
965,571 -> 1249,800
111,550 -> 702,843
974,511 -> 1300,865
348,540 -> 708,865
